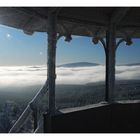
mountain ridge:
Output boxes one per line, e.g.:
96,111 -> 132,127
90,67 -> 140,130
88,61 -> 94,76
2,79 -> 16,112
121,63 -> 140,66
57,62 -> 100,68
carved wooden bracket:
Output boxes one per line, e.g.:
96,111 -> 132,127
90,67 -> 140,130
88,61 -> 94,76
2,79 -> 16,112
115,29 -> 134,49
56,22 -> 133,51
116,37 -> 132,50
56,33 -> 63,41
58,23 -> 79,42
91,30 -> 133,51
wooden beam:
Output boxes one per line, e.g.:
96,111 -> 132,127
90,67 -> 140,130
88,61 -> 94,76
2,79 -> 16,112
44,10 -> 57,133
32,109 -> 38,131
111,8 -> 130,25
105,23 -> 116,102
13,8 -> 107,28
9,81 -> 48,133
14,7 -> 60,21
14,7 -> 48,20
105,8 -> 129,102
47,10 -> 57,115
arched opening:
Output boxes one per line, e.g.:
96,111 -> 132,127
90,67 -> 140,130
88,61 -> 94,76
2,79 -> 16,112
55,35 -> 106,109
115,39 -> 140,101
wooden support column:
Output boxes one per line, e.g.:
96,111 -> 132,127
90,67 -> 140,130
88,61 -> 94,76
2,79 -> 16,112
47,10 -> 57,115
104,8 -> 129,102
105,24 -> 116,102
32,109 -> 38,131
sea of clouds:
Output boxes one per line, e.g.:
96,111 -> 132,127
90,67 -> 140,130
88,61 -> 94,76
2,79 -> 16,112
0,64 -> 139,87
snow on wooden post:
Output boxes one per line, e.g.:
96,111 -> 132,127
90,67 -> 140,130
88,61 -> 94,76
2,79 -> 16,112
47,10 -> 57,115
105,8 -> 129,102
32,109 -> 38,131
105,24 -> 116,102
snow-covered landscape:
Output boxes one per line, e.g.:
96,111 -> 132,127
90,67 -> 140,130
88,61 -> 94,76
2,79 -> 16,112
0,62 -> 140,132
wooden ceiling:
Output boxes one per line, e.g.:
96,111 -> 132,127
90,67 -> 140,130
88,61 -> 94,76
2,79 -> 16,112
0,7 -> 140,38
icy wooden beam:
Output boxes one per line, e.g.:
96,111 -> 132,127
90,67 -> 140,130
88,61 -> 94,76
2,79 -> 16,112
9,81 -> 48,133
47,10 -> 57,115
105,24 -> 116,102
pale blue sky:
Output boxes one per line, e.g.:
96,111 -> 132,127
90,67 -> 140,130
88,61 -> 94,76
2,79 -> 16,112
0,25 -> 139,66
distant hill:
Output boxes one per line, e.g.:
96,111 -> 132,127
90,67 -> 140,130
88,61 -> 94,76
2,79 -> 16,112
123,63 -> 140,66
117,63 -> 140,66
57,62 -> 100,68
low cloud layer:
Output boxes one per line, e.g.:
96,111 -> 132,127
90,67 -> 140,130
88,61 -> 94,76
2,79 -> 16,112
0,64 -> 139,87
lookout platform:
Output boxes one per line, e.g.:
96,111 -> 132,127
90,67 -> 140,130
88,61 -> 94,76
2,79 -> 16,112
0,7 -> 139,132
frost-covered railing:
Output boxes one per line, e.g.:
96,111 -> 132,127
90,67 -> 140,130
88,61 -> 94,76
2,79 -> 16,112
9,80 -> 48,133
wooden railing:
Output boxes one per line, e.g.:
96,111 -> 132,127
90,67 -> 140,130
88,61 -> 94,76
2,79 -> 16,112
9,80 -> 48,133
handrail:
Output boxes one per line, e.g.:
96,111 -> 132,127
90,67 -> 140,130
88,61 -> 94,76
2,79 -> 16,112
9,104 -> 33,133
34,116 -> 44,133
9,80 -> 48,133
29,80 -> 48,109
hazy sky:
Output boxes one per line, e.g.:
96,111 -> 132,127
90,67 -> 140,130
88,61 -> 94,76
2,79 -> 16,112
0,25 -> 139,66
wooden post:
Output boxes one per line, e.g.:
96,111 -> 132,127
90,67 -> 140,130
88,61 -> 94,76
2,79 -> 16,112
43,113 -> 53,133
47,10 -> 57,115
44,9 -> 61,133
44,9 -> 57,132
32,109 -> 38,131
105,24 -> 116,102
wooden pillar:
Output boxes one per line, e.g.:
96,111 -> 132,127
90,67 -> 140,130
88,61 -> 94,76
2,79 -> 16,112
32,109 -> 38,131
47,10 -> 57,115
105,24 -> 116,102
